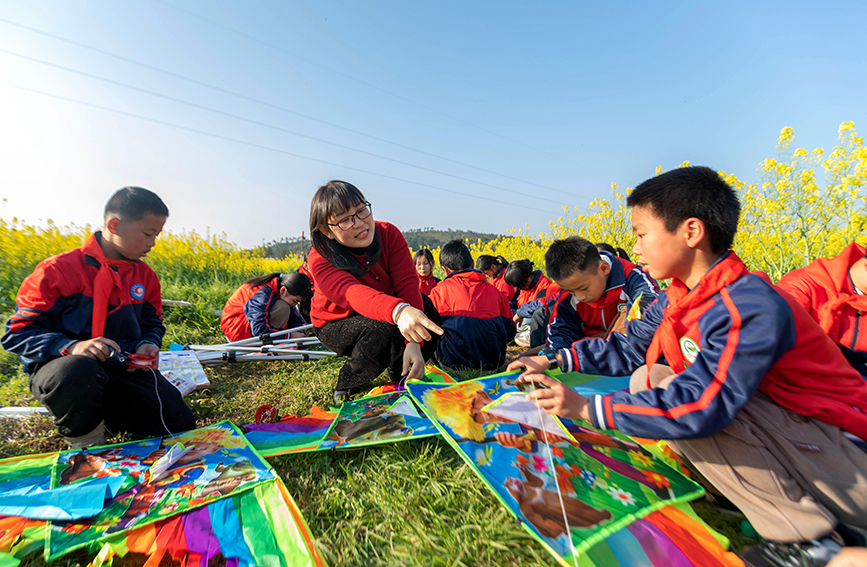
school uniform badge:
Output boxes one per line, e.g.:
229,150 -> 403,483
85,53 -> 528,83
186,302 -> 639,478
679,337 -> 700,366
130,284 -> 145,300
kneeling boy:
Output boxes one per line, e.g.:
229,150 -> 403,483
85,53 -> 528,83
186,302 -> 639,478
542,236 -> 658,349
509,167 -> 867,547
429,240 -> 515,370
2,187 -> 196,447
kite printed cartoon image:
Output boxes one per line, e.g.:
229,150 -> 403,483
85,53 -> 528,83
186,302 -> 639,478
409,371 -> 704,561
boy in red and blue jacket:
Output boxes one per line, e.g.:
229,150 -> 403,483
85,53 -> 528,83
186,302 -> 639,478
509,167 -> 867,547
429,240 -> 515,370
777,242 -> 867,378
526,237 -> 658,350
1,188 -> 195,447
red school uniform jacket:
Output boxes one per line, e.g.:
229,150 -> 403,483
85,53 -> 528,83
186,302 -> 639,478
546,252 -> 659,349
490,267 -> 515,299
1,232 -> 164,373
777,242 -> 867,354
220,279 -> 306,341
308,221 -> 424,328
559,252 -> 867,441
429,270 -> 515,370
418,273 -> 440,296
515,271 -> 556,310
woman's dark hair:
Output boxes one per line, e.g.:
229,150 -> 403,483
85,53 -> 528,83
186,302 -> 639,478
476,254 -> 508,274
104,186 -> 169,221
504,260 -> 534,289
244,272 -> 312,299
309,180 -> 381,277
413,249 -> 435,265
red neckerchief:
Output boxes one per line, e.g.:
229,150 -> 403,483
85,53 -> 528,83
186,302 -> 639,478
646,252 -> 749,376
83,233 -> 135,338
803,242 -> 867,338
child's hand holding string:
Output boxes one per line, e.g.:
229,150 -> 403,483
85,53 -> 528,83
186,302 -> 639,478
519,373 -> 591,422
395,305 -> 443,344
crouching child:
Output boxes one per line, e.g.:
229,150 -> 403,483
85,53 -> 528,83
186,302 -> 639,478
509,167 -> 867,554
2,187 -> 196,447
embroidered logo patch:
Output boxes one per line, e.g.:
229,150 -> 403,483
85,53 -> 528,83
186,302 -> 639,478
130,284 -> 145,300
679,337 -> 700,366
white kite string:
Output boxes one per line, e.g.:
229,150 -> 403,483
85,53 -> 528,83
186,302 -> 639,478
529,381 -> 580,567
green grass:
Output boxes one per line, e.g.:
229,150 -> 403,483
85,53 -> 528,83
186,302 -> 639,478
0,281 -> 750,566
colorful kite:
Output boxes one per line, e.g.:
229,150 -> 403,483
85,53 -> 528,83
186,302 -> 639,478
408,370 -> 741,565
244,366 -> 456,457
0,425 -> 324,567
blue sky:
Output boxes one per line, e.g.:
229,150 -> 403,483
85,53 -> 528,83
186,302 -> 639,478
1,1 -> 865,247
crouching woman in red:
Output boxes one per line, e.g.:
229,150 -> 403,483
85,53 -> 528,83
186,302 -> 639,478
220,272 -> 311,342
308,181 -> 444,404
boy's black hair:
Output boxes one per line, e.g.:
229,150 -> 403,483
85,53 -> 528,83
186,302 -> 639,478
309,180 -> 382,277
545,237 -> 602,281
504,260 -> 535,289
475,254 -> 508,273
440,240 -> 473,272
104,187 -> 169,221
413,249 -> 435,265
627,166 -> 740,254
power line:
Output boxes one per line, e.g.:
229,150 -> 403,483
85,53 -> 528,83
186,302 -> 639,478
0,48 -> 568,206
153,0 -> 580,168
0,16 -> 584,201
0,80 -> 556,215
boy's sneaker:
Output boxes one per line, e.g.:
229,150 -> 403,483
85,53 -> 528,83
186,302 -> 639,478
739,539 -> 842,567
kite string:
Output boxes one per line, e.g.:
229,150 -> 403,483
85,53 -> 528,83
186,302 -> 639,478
530,384 -> 580,567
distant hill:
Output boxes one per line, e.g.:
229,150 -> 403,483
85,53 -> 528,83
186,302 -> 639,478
257,228 -> 502,258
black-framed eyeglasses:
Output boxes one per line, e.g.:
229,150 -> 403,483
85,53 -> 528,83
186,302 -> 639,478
329,202 -> 372,231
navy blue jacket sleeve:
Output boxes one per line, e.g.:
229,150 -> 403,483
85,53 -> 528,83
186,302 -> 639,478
244,286 -> 282,337
516,298 -> 544,319
1,265 -> 78,365
623,266 -> 659,311
546,295 -> 584,351
558,297 -> 663,375
585,287 -> 797,440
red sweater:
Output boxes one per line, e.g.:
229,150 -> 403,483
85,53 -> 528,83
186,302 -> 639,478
777,242 -> 867,353
309,221 -> 424,327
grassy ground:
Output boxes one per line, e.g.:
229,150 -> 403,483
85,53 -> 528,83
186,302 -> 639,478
0,285 -> 754,566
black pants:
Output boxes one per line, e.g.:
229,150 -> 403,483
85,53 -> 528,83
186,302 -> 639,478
29,355 -> 196,438
529,306 -> 549,348
315,295 -> 442,391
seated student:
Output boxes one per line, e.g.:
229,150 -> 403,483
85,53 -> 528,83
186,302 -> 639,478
414,249 -> 440,296
777,242 -> 867,378
542,236 -> 658,349
220,272 -> 311,341
307,181 -> 444,404
509,167 -> 867,554
429,240 -> 515,370
476,255 -> 515,299
595,241 -> 630,261
504,259 -> 558,314
1,187 -> 195,448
